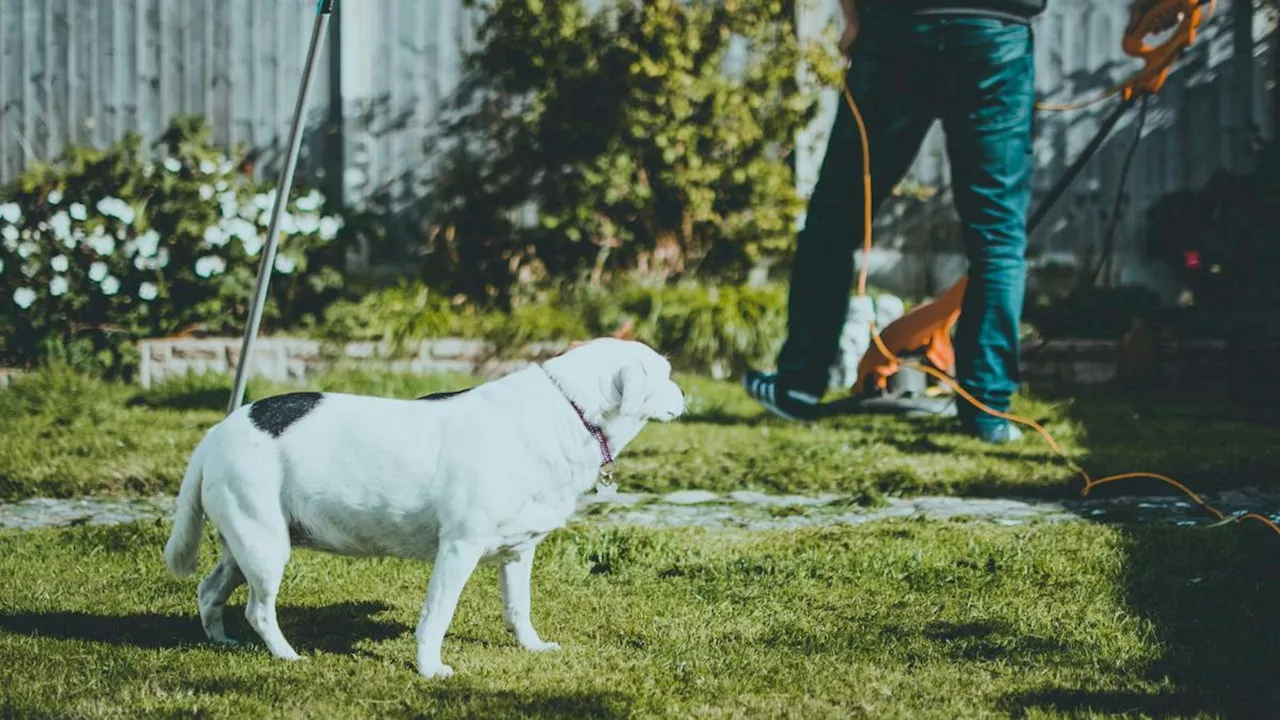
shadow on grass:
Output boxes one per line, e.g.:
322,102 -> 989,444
128,387 -> 230,411
0,601 -> 408,655
1003,386 -> 1280,719
1004,526 -> 1280,718
922,620 -> 1069,662
424,686 -> 634,719
678,408 -> 771,426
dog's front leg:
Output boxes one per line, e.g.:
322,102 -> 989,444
500,543 -> 560,652
416,539 -> 483,679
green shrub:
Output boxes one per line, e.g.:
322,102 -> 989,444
316,278 -> 789,374
1023,286 -> 1163,341
595,281 -> 788,374
421,0 -> 842,303
316,281 -> 473,355
1144,142 -> 1280,339
0,116 -> 350,375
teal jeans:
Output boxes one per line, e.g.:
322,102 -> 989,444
776,10 -> 1035,433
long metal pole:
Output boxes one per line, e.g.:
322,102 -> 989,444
227,0 -> 336,414
1026,93 -> 1137,235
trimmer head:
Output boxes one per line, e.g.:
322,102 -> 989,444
818,365 -> 957,418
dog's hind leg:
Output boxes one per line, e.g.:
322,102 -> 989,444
218,511 -> 301,661
500,542 -> 559,652
416,539 -> 484,679
197,537 -> 245,645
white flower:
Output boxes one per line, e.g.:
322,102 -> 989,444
0,203 -> 20,223
88,233 -> 116,256
279,212 -> 298,235
203,225 -> 229,247
47,189 -> 63,205
89,261 -> 109,281
200,160 -> 217,174
69,202 -> 88,221
136,229 -> 160,257
253,193 -> 275,212
294,190 -> 324,213
199,184 -> 215,200
238,200 -> 260,223
50,255 -> 69,272
21,261 -> 38,278
101,275 -> 120,296
218,191 -> 239,219
96,197 -> 135,225
274,254 -> 297,274
12,287 -> 36,309
297,214 -> 320,235
194,255 -> 226,278
136,246 -> 172,270
228,218 -> 257,243
215,180 -> 229,192
2,225 -> 18,247
138,281 -> 158,301
241,233 -> 264,257
164,157 -> 183,173
220,159 -> 235,175
50,211 -> 72,241
17,242 -> 37,259
319,216 -> 341,241
50,276 -> 69,297
143,162 -> 156,177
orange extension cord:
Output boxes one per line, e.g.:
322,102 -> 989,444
836,1 -> 1279,534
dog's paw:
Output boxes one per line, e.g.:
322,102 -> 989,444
419,663 -> 455,680
522,640 -> 561,653
211,636 -> 240,647
275,650 -> 304,662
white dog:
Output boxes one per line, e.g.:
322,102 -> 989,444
163,338 -> 684,679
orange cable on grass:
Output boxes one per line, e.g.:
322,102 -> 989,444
838,72 -> 1280,537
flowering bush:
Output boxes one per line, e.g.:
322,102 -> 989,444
0,117 -> 349,374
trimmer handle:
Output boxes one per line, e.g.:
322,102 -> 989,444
1122,0 -> 1214,97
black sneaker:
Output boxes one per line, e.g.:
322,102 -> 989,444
742,371 -> 820,421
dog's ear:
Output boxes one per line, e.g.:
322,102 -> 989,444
615,363 -> 647,416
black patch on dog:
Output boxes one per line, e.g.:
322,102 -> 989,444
417,388 -> 475,401
248,392 -> 323,438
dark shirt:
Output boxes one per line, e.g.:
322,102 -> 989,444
896,0 -> 1047,24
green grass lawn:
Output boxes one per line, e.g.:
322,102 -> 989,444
3,368 -> 1280,718
2,366 -> 1279,503
1,519 -> 1277,718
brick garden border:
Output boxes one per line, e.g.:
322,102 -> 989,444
135,336 -> 571,388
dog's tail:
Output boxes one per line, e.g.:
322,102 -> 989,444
164,433 -> 210,578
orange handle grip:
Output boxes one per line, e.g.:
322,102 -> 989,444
1122,0 -> 1214,96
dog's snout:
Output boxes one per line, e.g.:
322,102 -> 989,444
657,380 -> 687,421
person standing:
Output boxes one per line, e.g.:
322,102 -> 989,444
744,0 -> 1047,443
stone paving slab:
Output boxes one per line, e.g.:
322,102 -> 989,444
3,488 -> 1279,533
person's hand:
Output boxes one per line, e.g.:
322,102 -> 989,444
839,8 -> 860,57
